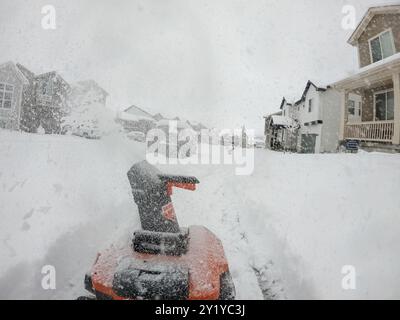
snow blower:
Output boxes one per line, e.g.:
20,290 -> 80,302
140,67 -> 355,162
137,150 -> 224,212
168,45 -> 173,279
79,160 -> 235,300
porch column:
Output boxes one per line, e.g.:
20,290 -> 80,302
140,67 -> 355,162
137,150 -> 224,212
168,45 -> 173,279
393,73 -> 400,145
339,90 -> 349,141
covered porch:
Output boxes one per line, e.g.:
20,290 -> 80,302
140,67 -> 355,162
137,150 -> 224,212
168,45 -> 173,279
334,55 -> 400,145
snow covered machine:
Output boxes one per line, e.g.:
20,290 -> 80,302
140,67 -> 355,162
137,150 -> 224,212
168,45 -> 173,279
79,160 -> 235,300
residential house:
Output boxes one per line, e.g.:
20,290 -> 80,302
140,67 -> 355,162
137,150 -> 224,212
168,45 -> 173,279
264,110 -> 298,151
29,71 -> 70,133
0,62 -> 70,133
69,80 -> 109,108
153,113 -> 164,121
264,81 -> 341,153
117,105 -> 156,133
333,5 -> 400,152
280,97 -> 299,152
295,81 -> 341,153
0,62 -> 29,130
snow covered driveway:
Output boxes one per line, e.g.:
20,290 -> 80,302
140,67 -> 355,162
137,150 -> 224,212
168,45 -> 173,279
1,130 -> 400,299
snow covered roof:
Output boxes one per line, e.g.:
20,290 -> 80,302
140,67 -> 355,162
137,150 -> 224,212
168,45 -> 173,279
73,80 -> 109,97
332,53 -> 400,90
120,105 -> 155,122
271,116 -> 297,128
0,61 -> 29,85
348,5 -> 400,46
263,111 -> 282,119
294,81 -> 327,105
119,112 -> 155,122
279,97 -> 292,109
36,71 -> 70,89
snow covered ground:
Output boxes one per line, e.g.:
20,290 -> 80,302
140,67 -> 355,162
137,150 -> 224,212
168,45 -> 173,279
1,129 -> 400,300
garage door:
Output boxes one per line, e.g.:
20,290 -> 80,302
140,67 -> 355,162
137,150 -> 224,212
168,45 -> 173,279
301,134 -> 317,154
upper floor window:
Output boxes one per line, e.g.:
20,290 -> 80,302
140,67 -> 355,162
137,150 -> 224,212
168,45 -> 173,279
308,99 -> 313,113
40,81 -> 53,96
0,83 -> 14,109
369,29 -> 396,63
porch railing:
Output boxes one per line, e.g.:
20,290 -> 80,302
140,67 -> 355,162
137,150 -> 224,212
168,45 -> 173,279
344,121 -> 394,142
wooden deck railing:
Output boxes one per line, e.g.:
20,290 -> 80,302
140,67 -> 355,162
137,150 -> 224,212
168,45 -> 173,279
344,121 -> 394,142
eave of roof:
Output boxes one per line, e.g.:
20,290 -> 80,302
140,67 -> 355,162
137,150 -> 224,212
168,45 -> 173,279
348,5 -> 400,46
124,105 -> 154,118
332,53 -> 400,90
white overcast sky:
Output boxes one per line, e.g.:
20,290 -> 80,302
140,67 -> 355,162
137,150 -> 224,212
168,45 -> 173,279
0,0 -> 397,134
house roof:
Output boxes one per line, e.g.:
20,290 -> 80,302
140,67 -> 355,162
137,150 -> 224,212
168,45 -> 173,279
263,111 -> 283,119
16,63 -> 36,82
74,80 -> 109,97
348,5 -> 400,46
0,61 -> 30,85
121,105 -> 155,122
279,97 -> 292,110
36,71 -> 71,89
332,52 -> 400,90
270,116 -> 298,128
294,80 -> 327,105
153,113 -> 164,120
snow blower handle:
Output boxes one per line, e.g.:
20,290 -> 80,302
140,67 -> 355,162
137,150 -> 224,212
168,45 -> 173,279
127,161 -> 199,234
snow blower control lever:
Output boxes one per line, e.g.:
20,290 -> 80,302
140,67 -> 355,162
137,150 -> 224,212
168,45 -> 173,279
127,161 -> 199,256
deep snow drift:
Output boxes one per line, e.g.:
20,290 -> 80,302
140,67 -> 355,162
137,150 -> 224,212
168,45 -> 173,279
1,129 -> 400,299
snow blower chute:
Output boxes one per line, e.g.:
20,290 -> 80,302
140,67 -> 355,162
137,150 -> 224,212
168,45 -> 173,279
80,160 -> 235,300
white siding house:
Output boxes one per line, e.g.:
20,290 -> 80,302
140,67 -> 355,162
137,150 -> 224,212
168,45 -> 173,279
295,82 -> 341,153
267,81 -> 342,153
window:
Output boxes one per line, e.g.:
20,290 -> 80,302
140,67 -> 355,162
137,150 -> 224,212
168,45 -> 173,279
0,82 -> 14,109
308,99 -> 313,113
375,90 -> 394,121
348,100 -> 355,115
369,30 -> 395,63
40,81 -> 53,96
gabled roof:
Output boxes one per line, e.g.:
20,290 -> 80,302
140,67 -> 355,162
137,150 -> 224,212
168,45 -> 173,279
0,61 -> 30,85
279,97 -> 292,110
36,71 -> 71,89
294,80 -> 327,105
74,80 -> 109,97
123,105 -> 155,119
153,113 -> 164,121
348,5 -> 400,46
16,63 -> 36,82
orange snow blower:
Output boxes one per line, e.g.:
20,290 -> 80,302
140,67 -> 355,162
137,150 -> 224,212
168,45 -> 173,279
79,160 -> 235,300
